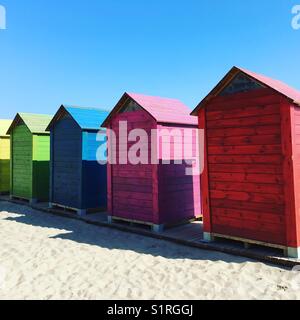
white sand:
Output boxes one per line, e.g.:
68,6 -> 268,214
0,201 -> 299,300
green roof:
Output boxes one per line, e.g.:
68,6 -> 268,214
7,113 -> 53,135
0,120 -> 12,137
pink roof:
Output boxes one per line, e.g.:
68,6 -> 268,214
191,66 -> 300,115
239,67 -> 300,104
102,92 -> 198,127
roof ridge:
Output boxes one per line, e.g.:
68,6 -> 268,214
191,66 -> 300,115
62,104 -> 109,112
127,92 -> 184,102
102,92 -> 197,127
18,112 -> 53,117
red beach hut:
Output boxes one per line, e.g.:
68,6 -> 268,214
191,66 -> 300,258
102,92 -> 201,232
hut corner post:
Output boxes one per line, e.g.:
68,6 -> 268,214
281,99 -> 300,258
152,129 -> 161,233
198,108 -> 213,242
107,125 -> 113,223
9,131 -> 13,198
49,130 -> 53,208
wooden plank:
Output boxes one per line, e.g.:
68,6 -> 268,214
211,207 -> 285,224
206,104 -> 280,121
113,184 -> 153,193
207,125 -> 281,138
209,163 -> 282,174
113,177 -> 153,186
211,198 -> 284,214
209,172 -> 283,184
113,170 -> 152,178
208,145 -> 282,155
210,189 -> 285,204
207,114 -> 281,129
208,134 -> 281,146
210,181 -> 283,194
114,191 -> 153,201
212,215 -> 284,233
113,203 -> 153,214
113,198 -> 153,208
208,154 -> 283,165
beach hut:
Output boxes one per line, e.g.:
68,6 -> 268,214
191,66 -> 300,258
7,113 -> 52,204
46,105 -> 109,216
102,92 -> 201,232
0,120 -> 12,194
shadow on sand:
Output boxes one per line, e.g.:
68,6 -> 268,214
0,200 -> 281,266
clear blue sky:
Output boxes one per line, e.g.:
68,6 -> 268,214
0,0 -> 299,118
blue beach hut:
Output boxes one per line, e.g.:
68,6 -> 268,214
46,105 -> 109,215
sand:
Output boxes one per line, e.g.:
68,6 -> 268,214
0,201 -> 299,300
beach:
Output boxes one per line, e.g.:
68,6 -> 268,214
0,201 -> 299,300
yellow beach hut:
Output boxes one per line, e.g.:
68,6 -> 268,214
0,120 -> 12,194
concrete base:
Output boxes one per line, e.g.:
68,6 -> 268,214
107,216 -> 113,224
203,232 -> 215,242
49,203 -> 53,209
77,209 -> 87,217
30,198 -> 38,205
152,224 -> 164,233
286,247 -> 300,259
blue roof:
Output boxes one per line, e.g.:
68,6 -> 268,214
47,105 -> 110,131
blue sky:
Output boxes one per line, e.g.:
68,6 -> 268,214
0,0 -> 299,118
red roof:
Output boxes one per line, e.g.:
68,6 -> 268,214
191,66 -> 300,115
102,92 -> 198,127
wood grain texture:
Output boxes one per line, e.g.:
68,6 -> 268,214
107,104 -> 200,225
201,89 -> 288,246
50,113 -> 107,210
284,102 -> 300,248
0,137 -> 10,192
11,123 -> 33,199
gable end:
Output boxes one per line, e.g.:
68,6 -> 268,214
220,73 -> 265,96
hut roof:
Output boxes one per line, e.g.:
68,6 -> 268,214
102,92 -> 197,127
7,113 -> 52,135
191,66 -> 300,115
0,120 -> 12,137
46,105 -> 109,131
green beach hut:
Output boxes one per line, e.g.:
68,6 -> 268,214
0,120 -> 12,194
7,113 -> 52,203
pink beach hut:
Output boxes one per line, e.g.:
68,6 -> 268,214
102,92 -> 201,232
